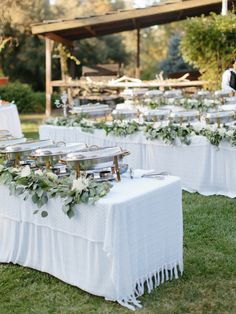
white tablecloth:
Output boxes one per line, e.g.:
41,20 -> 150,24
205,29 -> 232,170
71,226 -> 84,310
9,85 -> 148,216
0,176 -> 183,310
0,104 -> 22,137
40,125 -> 236,198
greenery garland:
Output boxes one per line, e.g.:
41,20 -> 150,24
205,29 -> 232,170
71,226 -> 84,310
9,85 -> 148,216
100,120 -> 141,137
0,165 -> 111,218
45,116 -> 236,147
145,124 -> 194,145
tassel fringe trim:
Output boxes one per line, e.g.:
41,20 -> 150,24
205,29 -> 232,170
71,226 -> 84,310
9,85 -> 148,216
117,261 -> 183,311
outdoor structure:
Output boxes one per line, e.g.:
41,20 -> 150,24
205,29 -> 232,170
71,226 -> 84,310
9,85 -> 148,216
31,0 -> 233,116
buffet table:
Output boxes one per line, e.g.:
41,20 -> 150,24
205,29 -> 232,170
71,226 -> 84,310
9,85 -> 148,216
0,175 -> 183,310
40,125 -> 236,198
0,104 -> 22,137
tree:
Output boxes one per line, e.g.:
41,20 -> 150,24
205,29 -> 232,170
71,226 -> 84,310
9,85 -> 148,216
0,0 -> 53,90
159,33 -> 194,76
180,12 -> 236,89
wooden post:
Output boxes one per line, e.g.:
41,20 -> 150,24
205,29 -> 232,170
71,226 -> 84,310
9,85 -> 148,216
45,38 -> 52,117
135,28 -> 140,79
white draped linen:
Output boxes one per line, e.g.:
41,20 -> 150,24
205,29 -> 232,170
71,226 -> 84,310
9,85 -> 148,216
40,125 -> 236,198
0,104 -> 22,138
0,176 -> 183,310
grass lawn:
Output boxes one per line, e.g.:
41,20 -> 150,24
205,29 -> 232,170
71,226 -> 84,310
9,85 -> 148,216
0,116 -> 236,314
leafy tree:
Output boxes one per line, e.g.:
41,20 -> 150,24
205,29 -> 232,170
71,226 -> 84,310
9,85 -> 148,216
180,12 -> 236,89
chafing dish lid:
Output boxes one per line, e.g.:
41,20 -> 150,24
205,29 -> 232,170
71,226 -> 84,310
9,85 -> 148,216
0,130 -> 11,136
32,143 -> 86,156
63,146 -> 129,161
205,110 -> 235,118
143,109 -> 170,116
215,90 -> 230,97
171,110 -> 199,118
0,137 -> 26,148
145,90 -> 163,97
71,103 -> 111,113
164,90 -> 182,98
3,139 -> 53,153
112,108 -> 138,115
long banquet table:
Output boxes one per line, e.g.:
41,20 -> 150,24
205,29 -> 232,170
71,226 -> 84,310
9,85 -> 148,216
40,125 -> 236,198
0,175 -> 183,310
0,104 -> 23,137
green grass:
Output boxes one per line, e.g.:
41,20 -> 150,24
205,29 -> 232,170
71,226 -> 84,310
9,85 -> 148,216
1,117 -> 236,314
20,114 -> 44,139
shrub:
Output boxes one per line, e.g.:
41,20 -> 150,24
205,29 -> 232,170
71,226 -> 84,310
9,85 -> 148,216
180,12 -> 236,89
0,81 -> 45,113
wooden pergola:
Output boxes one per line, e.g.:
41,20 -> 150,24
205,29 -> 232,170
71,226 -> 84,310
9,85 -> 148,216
31,0 -> 232,116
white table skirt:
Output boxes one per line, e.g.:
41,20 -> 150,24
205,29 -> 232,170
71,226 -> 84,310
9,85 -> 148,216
0,176 -> 183,310
39,125 -> 236,198
0,104 -> 22,138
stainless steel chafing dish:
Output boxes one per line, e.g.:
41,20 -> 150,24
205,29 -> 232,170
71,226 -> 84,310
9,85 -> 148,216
164,89 -> 182,98
0,130 -> 11,136
0,139 -> 53,165
30,142 -> 87,168
112,108 -> 138,120
0,130 -> 12,139
170,110 -> 200,125
142,109 -> 170,122
205,110 -> 235,127
145,90 -> 163,98
62,146 -> 130,181
0,137 -> 26,149
195,90 -> 210,98
70,103 -> 112,118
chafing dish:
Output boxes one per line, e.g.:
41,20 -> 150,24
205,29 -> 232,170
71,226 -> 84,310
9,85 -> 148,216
112,108 -> 138,120
116,100 -> 135,110
0,139 -> 53,165
164,89 -> 182,98
214,90 -> 231,105
205,110 -> 235,127
224,96 -> 236,104
30,142 -> 87,168
62,146 -> 130,181
142,109 -> 170,122
0,129 -> 11,136
195,90 -> 210,98
170,110 -> 200,124
215,90 -> 230,98
70,103 -> 112,118
145,90 -> 163,98
0,137 -> 26,149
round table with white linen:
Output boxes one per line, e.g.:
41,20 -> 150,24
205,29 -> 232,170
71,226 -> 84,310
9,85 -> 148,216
0,104 -> 23,137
